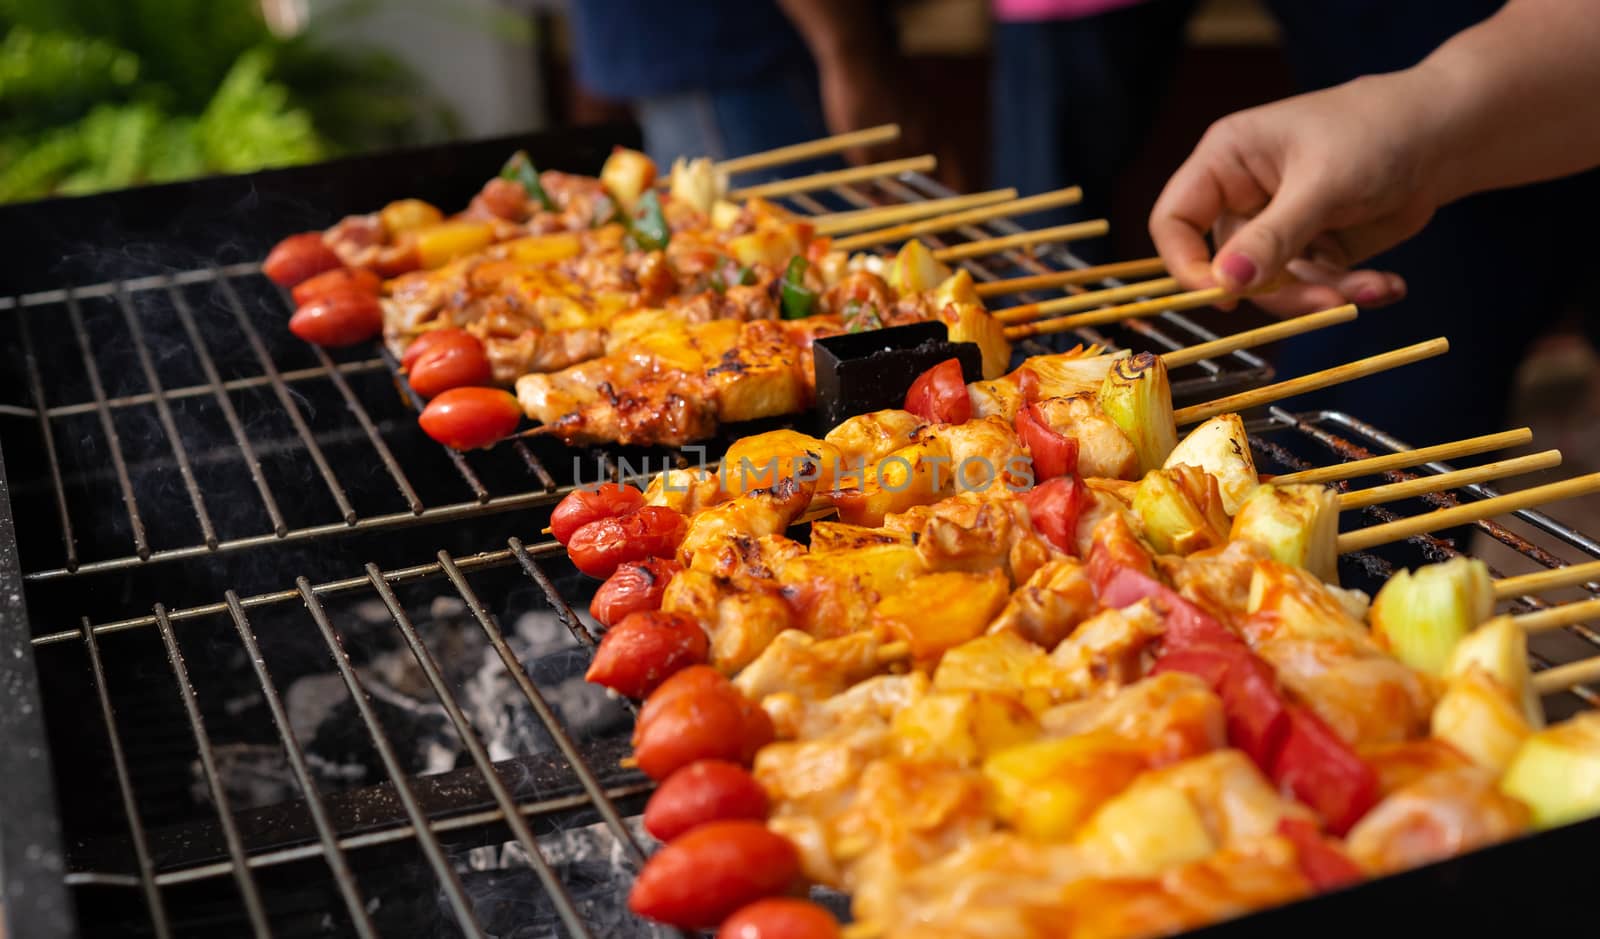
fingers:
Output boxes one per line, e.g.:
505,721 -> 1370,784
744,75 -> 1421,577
1211,178 -> 1338,293
1149,157 -> 1230,291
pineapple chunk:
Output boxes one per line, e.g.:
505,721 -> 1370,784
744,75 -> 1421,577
1449,615 -> 1543,727
1500,712 -> 1600,828
983,734 -> 1149,840
710,199 -> 743,230
1133,464 -> 1232,556
872,569 -> 1011,662
1075,776 -> 1216,877
934,633 -> 1078,712
1229,483 -> 1341,584
824,408 -> 924,467
668,156 -> 726,216
945,303 -> 1012,380
1370,558 -> 1494,676
891,690 -> 1040,765
727,225 -> 806,269
779,544 -> 926,638
1097,352 -> 1177,476
833,439 -> 953,527
599,147 -> 657,210
379,198 -> 443,236
932,269 -> 982,308
1164,413 -> 1258,515
887,239 -> 952,295
1432,669 -> 1535,773
808,521 -> 913,553
502,232 -> 583,265
720,429 -> 842,496
414,220 -> 494,269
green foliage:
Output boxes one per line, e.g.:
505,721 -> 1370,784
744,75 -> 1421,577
0,0 -> 463,203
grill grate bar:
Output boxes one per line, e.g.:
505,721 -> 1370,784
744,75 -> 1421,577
63,290 -> 152,559
0,261 -> 260,310
166,281 -> 291,537
224,592 -> 380,939
78,617 -> 174,939
213,271 -> 359,523
367,562 -> 595,939
444,546 -> 647,862
295,577 -> 487,938
515,440 -> 559,491
35,359 -> 389,420
114,284 -> 221,549
151,603 -> 273,937
380,345 -> 492,503
510,539 -> 599,655
15,303 -> 79,571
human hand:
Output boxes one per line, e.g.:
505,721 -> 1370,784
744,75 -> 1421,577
1149,73 -> 1449,315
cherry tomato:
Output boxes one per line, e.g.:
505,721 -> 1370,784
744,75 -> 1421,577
637,665 -> 728,729
406,331 -> 493,398
904,358 -> 971,424
566,506 -> 687,579
418,387 -> 521,450
719,899 -> 841,939
264,232 -> 343,287
476,177 -> 528,220
644,760 -> 769,843
291,267 -> 380,306
288,291 -> 383,347
550,482 -> 646,545
590,557 -> 682,627
1014,402 -> 1079,480
633,667 -> 773,780
628,821 -> 799,928
1022,475 -> 1089,555
585,609 -> 707,698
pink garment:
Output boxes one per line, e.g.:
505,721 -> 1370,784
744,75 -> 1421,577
993,0 -> 1145,22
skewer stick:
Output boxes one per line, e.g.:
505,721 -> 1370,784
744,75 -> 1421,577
1004,287 -> 1229,341
1495,559 -> 1600,601
1163,305 -> 1358,369
1276,428 -> 1535,486
1532,656 -> 1600,695
1513,598 -> 1600,635
730,155 -> 936,200
1336,472 -> 1600,555
1337,450 -> 1562,510
930,219 -> 1109,263
975,257 -> 1167,299
1174,338 -> 1450,426
713,124 -> 901,177
813,188 -> 1018,236
995,277 -> 1182,325
832,186 -> 1084,251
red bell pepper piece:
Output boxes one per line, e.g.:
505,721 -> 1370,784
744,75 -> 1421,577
1276,818 -> 1365,892
1153,643 -> 1289,766
1271,705 -> 1381,836
1014,402 -> 1078,480
1085,516 -> 1157,598
1022,475 -> 1089,555
904,358 -> 972,424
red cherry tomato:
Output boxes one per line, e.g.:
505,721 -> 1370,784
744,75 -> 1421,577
264,232 -> 344,287
291,267 -> 380,306
719,898 -> 841,939
633,666 -> 773,780
904,358 -> 972,424
418,387 -> 521,450
1014,402 -> 1079,480
550,483 -> 646,545
628,821 -> 800,928
566,506 -> 687,579
644,760 -> 769,842
1022,475 -> 1089,555
585,609 -> 707,698
406,330 -> 493,398
590,557 -> 682,627
288,291 -> 383,347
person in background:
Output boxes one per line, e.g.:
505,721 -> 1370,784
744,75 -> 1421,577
567,1 -> 911,176
998,0 -> 1599,447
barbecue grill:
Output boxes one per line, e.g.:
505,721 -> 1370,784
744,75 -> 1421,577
2,126 -> 1599,939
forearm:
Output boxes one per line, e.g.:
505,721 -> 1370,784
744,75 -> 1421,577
1406,0 -> 1600,203
775,0 -> 889,65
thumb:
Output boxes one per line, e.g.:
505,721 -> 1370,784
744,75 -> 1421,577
1211,183 -> 1335,293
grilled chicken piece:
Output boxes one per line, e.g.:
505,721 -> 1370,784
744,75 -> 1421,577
1257,635 -> 1437,749
824,409 -> 925,467
1360,738 -> 1477,795
1046,601 -> 1167,695
733,630 -> 891,708
990,556 -> 1098,648
1162,538 -> 1273,626
884,490 -> 1055,585
1345,766 -> 1529,876
1040,672 -> 1227,766
1034,393 -> 1139,480
678,477 -> 814,568
662,569 -> 794,673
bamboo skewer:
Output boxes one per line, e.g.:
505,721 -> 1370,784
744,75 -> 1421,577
1495,559 -> 1600,601
813,189 -> 1019,236
1174,338 -> 1450,427
975,257 -> 1167,299
995,277 -> 1183,325
1003,287 -> 1229,341
1336,450 -> 1563,510
1337,472 -> 1600,555
1276,428 -> 1535,486
1162,305 -> 1359,369
930,220 -> 1109,263
832,186 -> 1084,251
730,155 -> 936,200
1513,598 -> 1600,635
1532,656 -> 1600,695
712,123 -> 902,178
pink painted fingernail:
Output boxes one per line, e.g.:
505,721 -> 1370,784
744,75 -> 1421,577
1217,253 -> 1257,290
1355,286 -> 1385,304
